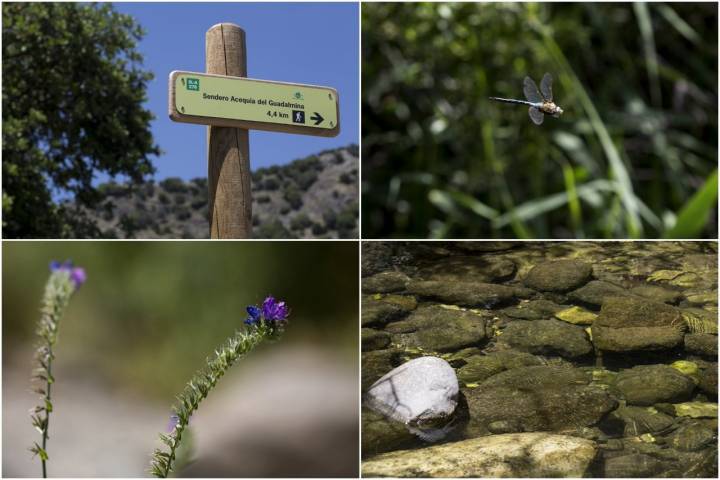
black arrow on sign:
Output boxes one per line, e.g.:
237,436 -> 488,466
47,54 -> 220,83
310,112 -> 324,125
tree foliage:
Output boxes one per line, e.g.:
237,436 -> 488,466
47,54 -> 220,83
2,2 -> 159,238
362,3 -> 718,239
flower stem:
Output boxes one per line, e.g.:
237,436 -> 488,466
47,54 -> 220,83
150,322 -> 280,478
30,263 -> 83,478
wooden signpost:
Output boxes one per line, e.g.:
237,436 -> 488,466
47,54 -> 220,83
169,23 -> 341,238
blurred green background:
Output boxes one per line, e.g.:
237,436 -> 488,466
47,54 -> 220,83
362,2 -> 718,239
3,241 -> 357,397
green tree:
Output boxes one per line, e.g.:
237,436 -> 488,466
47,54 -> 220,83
2,3 -> 160,238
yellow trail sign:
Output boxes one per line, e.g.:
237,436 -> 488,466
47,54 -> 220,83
169,71 -> 340,137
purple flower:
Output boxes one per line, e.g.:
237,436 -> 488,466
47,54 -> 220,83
49,259 -> 87,289
244,296 -> 289,326
166,414 -> 180,433
262,296 -> 289,322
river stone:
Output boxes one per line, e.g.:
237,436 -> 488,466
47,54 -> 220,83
455,242 -> 517,252
499,319 -> 592,358
501,299 -> 565,320
362,432 -> 597,478
456,351 -> 542,384
361,294 -> 415,327
524,260 -> 593,293
362,407 -> 417,456
362,242 -> 396,277
386,305 -> 488,352
365,356 -> 459,441
362,271 -> 410,294
607,405 -> 674,436
362,328 -> 391,352
568,280 -> 630,308
630,284 -> 683,304
670,422 -> 715,451
685,333 -> 718,357
602,453 -> 664,477
406,280 -> 516,308
362,349 -> 401,392
592,297 -> 686,351
464,366 -> 617,436
417,256 -> 516,283
697,364 -> 717,397
613,365 -> 695,406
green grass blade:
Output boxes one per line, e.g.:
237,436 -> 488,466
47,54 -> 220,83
663,170 -> 718,238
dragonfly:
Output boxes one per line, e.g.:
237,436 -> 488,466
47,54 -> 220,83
489,73 -> 563,125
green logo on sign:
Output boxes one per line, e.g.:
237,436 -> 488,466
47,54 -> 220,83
293,91 -> 304,101
186,78 -> 200,91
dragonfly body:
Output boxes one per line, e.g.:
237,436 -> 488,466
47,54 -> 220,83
489,73 -> 563,125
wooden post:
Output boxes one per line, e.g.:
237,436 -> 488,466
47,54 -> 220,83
206,23 -> 252,238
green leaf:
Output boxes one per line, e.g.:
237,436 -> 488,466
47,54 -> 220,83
663,170 -> 718,238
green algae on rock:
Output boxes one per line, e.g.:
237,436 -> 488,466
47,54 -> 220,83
674,402 -> 718,418
362,432 -> 597,478
555,306 -> 598,325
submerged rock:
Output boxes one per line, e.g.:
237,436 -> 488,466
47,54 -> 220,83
406,280 -> 516,308
417,256 -> 516,283
602,453 -> 663,477
362,349 -> 401,392
613,365 -> 695,406
606,405 -> 674,436
362,328 -> 392,352
568,280 -> 630,308
464,366 -> 617,436
499,319 -> 592,358
456,351 -> 542,384
524,260 -> 593,293
362,407 -> 417,457
361,432 -> 597,478
501,299 -> 565,320
386,305 -> 488,352
630,284 -> 683,304
362,271 -> 411,294
365,356 -> 459,442
592,297 -> 686,352
361,294 -> 416,327
697,364 -> 718,398
685,333 -> 718,357
670,422 -> 716,451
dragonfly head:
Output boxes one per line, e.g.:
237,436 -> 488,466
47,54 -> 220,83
554,105 -> 564,117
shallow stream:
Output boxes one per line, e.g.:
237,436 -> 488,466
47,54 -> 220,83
361,241 -> 718,477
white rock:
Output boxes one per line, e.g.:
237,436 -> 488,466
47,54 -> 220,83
362,432 -> 597,477
365,356 -> 458,441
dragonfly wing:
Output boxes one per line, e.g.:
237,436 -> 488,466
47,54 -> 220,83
528,106 -> 544,125
523,76 -> 543,103
540,72 -> 553,101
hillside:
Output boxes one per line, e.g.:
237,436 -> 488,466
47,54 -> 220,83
89,145 -> 358,238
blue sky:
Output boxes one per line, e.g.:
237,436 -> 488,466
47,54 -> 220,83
113,2 -> 359,181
